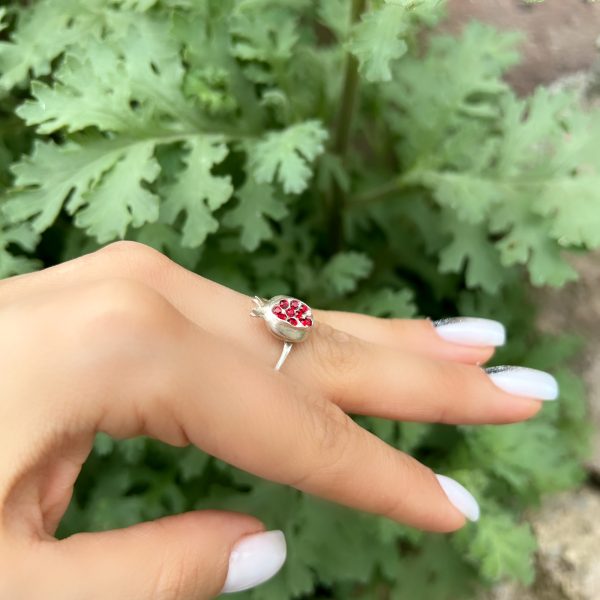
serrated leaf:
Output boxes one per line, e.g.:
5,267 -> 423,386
348,3 -> 408,83
416,171 -> 502,224
535,176 -> 600,248
439,217 -> 505,293
16,47 -> 141,134
322,251 -> 373,296
249,121 -> 328,194
230,9 -> 299,65
93,433 -> 115,457
3,137 -> 161,238
70,140 -> 160,242
15,13 -> 195,132
465,422 -> 584,494
491,197 -> 578,287
178,447 -> 210,482
162,136 -> 233,248
355,287 -> 416,318
0,0 -> 101,92
458,512 -> 537,584
4,139 -> 128,232
0,221 -> 41,278
223,179 -> 287,251
317,0 -> 352,40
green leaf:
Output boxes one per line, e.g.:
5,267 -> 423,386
457,511 -> 537,584
439,217 -> 506,293
348,2 -> 409,83
465,422 -> 584,495
321,251 -> 373,296
416,171 -> 502,224
71,140 -> 160,242
354,287 -> 417,318
317,0 -> 352,40
162,136 -> 233,248
93,433 -> 115,457
15,12 -> 195,132
4,138 -> 129,233
491,196 -> 578,287
223,180 -> 287,251
249,121 -> 328,194
0,0 -> 101,92
16,48 -> 143,134
178,447 -> 210,482
3,137 -> 161,239
0,221 -> 40,278
536,176 -> 600,248
390,536 -> 475,600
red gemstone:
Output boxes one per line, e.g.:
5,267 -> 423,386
276,312 -> 286,319
288,318 -> 298,326
290,299 -> 299,308
304,318 -> 312,326
286,308 -> 295,317
273,306 -> 282,314
279,299 -> 289,308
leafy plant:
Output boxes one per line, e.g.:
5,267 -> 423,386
0,0 -> 597,598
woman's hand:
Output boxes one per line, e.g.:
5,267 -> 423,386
0,241 -> 557,599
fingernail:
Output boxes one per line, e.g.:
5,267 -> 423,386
432,317 -> 506,347
435,474 -> 480,522
221,530 -> 287,594
485,366 -> 559,400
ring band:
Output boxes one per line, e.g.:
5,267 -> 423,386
250,295 -> 313,371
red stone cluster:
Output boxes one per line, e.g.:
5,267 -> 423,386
272,298 -> 312,327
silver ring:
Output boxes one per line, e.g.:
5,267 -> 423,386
250,295 -> 313,371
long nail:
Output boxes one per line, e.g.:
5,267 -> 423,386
435,474 -> 480,522
433,317 -> 506,347
485,366 -> 559,400
221,530 -> 287,594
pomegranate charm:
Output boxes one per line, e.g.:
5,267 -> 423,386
250,295 -> 313,370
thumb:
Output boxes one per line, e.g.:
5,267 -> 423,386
35,511 -> 286,599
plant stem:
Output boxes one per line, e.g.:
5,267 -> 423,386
327,0 -> 366,252
332,0 -> 366,157
348,178 -> 405,206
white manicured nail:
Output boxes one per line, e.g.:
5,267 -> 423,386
433,317 -> 506,347
486,366 -> 559,400
435,474 -> 480,522
220,530 -> 287,594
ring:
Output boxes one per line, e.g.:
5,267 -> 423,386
250,295 -> 313,371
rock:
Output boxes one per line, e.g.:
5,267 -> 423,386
442,0 -> 600,94
483,488 -> 600,600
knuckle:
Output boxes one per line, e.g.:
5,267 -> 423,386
307,321 -> 362,388
93,240 -> 173,282
75,278 -> 184,374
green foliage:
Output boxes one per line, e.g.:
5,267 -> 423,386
0,0 -> 596,597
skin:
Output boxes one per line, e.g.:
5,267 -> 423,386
0,241 -> 543,599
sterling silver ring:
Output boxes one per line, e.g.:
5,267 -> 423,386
250,295 -> 314,371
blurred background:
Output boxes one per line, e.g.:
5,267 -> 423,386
446,2 -> 600,598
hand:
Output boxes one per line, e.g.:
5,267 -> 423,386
0,241 -> 558,599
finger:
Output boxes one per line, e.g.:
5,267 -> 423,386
9,278 -> 470,532
314,312 -> 502,364
33,511 -> 285,599
0,241 -> 500,365
291,321 -> 549,424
